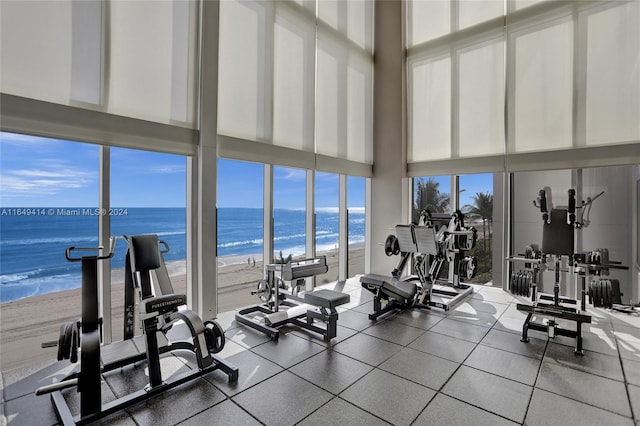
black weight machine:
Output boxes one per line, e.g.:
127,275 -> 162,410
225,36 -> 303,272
235,254 -> 350,341
508,189 -> 628,355
36,235 -> 238,425
360,210 -> 478,320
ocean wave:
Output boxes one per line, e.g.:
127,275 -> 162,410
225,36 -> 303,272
218,238 -> 263,248
0,272 -> 80,303
0,235 -> 97,247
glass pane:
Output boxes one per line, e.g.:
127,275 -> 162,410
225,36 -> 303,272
585,2 -> 640,146
460,173 -> 494,284
347,176 -> 366,277
0,132 -> 99,370
217,159 -> 264,312
109,148 -> 186,341
513,19 -> 573,152
407,0 -> 451,47
273,5 -> 315,150
459,0 -> 503,30
273,166 -> 306,258
109,0 -> 198,125
459,39 -> 505,157
510,166 -> 632,301
1,1 -> 73,104
412,176 -> 452,222
315,172 -> 339,285
408,55 -> 451,162
218,0 -> 266,141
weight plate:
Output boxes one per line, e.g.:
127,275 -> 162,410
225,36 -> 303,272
204,320 -> 226,354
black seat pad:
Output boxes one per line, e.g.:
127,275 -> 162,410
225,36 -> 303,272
360,274 -> 417,301
304,289 -> 350,308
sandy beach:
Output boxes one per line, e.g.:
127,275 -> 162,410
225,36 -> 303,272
0,247 -> 364,372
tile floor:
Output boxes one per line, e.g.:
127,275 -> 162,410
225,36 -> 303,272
2,278 -> 639,426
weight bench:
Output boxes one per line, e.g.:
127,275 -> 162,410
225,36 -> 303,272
360,273 -> 420,320
236,256 -> 351,341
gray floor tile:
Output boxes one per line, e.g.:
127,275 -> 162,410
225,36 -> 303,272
289,350 -> 372,394
409,331 -> 476,363
582,329 -> 620,357
334,309 -> 376,332
250,332 -> 325,369
442,365 -> 532,423
536,362 -> 632,417
232,371 -> 332,426
615,325 -> 640,362
5,391 -> 65,426
610,314 -> 640,329
493,313 -> 529,335
362,319 -> 425,346
481,328 -> 547,359
298,397 -> 391,426
332,333 -> 403,366
525,388 -> 634,426
471,289 -> 515,304
501,302 -> 530,319
622,357 -> 640,387
2,359 -> 76,401
544,341 -> 624,381
203,342 -> 283,396
430,318 -> 489,343
214,310 -> 242,331
291,324 -> 358,347
340,369 -> 435,426
458,297 -> 509,316
104,355 -> 193,398
379,347 -> 458,390
226,324 -> 273,349
414,393 -> 518,426
464,344 -> 541,385
387,308 -> 444,330
446,308 -> 499,328
177,399 -> 260,426
629,384 -> 640,420
128,378 -> 227,426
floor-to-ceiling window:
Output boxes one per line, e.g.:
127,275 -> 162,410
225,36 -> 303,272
315,171 -> 339,284
459,173 -> 494,284
0,132 -> 99,370
273,166 -> 306,259
216,158 -> 264,312
109,147 -> 187,341
347,176 -> 366,276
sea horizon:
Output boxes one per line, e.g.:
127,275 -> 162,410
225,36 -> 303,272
0,206 -> 365,302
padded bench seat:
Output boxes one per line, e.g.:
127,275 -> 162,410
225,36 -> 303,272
360,274 -> 417,301
304,289 -> 350,309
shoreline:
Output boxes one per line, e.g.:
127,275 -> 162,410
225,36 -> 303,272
0,246 -> 365,371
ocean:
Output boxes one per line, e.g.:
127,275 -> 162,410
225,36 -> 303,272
0,207 -> 364,302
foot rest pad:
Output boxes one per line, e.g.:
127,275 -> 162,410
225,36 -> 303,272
304,289 -> 350,309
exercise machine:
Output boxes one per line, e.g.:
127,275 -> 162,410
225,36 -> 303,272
235,254 -> 350,341
508,189 -> 628,354
36,235 -> 238,425
360,210 -> 477,319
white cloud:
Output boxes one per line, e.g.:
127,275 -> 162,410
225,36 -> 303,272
150,164 -> 185,174
1,164 -> 94,198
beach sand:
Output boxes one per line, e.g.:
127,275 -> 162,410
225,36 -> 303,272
0,247 -> 365,372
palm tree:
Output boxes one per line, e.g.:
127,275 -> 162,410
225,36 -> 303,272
413,177 -> 450,222
463,192 -> 493,243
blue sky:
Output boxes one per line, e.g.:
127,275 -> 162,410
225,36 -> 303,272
1,132 -> 490,209
0,132 -> 367,209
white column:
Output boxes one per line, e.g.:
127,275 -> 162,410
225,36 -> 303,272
192,0 -> 220,319
98,145 -> 111,343
339,174 -> 348,281
369,0 -> 407,275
